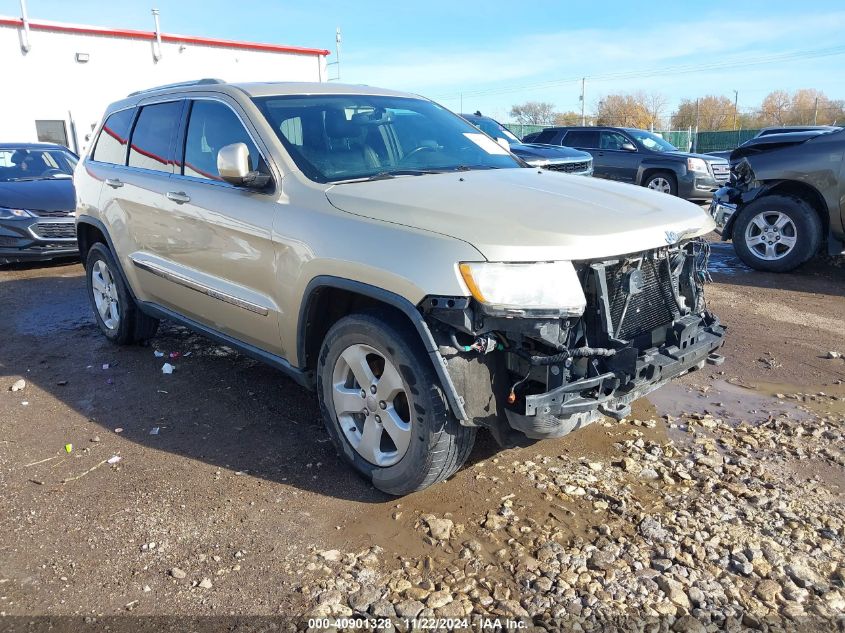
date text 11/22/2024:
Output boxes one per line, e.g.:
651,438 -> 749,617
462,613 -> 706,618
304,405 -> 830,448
307,617 -> 529,629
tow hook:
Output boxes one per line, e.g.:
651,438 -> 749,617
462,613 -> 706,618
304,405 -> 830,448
599,402 -> 632,420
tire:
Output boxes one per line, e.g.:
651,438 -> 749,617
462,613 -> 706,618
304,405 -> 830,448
85,243 -> 159,344
731,195 -> 822,272
643,171 -> 677,196
317,313 -> 476,496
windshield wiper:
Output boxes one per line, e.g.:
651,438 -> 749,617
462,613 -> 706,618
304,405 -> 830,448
332,169 -> 437,184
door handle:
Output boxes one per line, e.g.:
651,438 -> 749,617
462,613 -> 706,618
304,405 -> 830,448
166,191 -> 191,204
105,178 -> 123,189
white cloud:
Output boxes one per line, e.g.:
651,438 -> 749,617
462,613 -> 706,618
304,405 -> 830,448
342,11 -> 845,114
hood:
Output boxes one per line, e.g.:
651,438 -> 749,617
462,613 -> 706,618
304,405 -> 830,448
730,130 -> 827,160
509,143 -> 592,162
665,151 -> 727,163
0,178 -> 75,212
326,168 -> 714,262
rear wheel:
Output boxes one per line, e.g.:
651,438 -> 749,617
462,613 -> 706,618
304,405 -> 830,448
644,171 -> 677,196
86,243 -> 159,344
317,313 -> 475,496
731,195 -> 822,272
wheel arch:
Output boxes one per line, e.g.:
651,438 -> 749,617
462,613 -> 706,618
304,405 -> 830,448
76,217 -> 138,301
297,276 -> 468,420
725,180 -> 828,240
639,166 -> 679,188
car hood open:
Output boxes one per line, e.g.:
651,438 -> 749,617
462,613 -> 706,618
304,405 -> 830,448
326,168 -> 714,261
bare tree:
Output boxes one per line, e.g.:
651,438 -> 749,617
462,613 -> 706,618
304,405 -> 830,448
638,91 -> 668,130
509,101 -> 558,125
760,90 -> 792,126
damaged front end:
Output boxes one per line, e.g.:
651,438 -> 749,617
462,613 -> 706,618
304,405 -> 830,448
422,240 -> 726,445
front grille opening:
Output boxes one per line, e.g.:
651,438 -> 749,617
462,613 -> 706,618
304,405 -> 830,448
606,257 -> 677,340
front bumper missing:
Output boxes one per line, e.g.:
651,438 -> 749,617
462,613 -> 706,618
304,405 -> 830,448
504,318 -> 726,439
709,199 -> 737,232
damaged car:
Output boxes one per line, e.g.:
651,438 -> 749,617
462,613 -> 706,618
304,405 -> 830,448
75,80 -> 726,495
711,126 -> 845,271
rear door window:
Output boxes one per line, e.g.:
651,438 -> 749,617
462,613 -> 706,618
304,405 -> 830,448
181,100 -> 264,181
562,130 -> 600,148
128,101 -> 182,173
92,108 -> 135,165
533,130 -> 560,144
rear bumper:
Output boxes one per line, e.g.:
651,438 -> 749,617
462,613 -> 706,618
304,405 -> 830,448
504,315 -> 726,439
0,217 -> 78,263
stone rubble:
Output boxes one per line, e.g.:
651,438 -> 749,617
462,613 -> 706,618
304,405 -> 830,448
302,393 -> 845,630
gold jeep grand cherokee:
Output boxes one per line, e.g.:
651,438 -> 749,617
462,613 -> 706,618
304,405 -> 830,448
75,79 -> 726,495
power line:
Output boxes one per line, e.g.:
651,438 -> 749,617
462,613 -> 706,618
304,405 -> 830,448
431,45 -> 845,102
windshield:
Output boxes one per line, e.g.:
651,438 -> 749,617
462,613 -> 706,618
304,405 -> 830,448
253,95 -> 521,183
466,116 -> 521,144
628,130 -> 678,153
0,148 -> 77,182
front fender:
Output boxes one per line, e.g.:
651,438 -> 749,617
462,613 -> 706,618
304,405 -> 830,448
636,160 -> 684,185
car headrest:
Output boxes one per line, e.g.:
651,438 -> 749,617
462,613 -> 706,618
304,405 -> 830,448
325,110 -> 360,139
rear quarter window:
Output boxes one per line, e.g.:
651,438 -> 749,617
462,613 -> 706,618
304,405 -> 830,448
92,109 -> 135,165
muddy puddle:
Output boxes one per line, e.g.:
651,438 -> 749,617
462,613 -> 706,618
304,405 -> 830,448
707,241 -> 752,275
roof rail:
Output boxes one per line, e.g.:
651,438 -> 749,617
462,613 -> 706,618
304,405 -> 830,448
128,78 -> 225,97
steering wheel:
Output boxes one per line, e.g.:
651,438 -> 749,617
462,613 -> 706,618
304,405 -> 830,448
398,145 -> 438,165
41,168 -> 66,178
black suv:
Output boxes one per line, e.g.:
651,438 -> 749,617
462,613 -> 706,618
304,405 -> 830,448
528,126 -> 729,201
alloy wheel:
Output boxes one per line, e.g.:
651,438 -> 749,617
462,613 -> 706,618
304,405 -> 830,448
331,343 -> 412,467
647,177 -> 672,194
91,259 -> 120,330
744,211 -> 798,261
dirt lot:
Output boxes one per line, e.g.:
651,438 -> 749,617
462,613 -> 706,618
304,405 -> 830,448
1,242 -> 843,629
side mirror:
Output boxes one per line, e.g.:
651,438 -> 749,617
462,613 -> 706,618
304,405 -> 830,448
496,137 -> 511,151
620,142 -> 637,152
217,142 -> 270,188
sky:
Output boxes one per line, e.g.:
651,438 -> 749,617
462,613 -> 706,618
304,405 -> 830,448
6,0 -> 845,122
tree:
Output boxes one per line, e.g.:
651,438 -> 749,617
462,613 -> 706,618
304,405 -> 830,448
639,91 -> 668,130
509,101 -> 557,125
554,110 -> 582,126
670,95 -> 736,131
594,94 -> 651,128
759,90 -> 792,126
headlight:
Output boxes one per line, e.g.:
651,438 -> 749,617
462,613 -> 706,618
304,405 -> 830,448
0,207 -> 34,219
459,261 -> 586,317
687,158 -> 709,173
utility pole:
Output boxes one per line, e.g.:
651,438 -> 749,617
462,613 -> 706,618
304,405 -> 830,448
813,97 -> 819,125
327,27 -> 342,81
732,90 -> 738,130
693,98 -> 700,153
580,77 -> 586,125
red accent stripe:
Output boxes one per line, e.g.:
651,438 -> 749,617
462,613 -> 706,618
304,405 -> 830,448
0,16 -> 330,56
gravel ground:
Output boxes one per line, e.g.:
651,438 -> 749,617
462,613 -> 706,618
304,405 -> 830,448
0,243 -> 843,631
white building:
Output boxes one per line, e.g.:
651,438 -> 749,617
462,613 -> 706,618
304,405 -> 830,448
0,10 -> 329,153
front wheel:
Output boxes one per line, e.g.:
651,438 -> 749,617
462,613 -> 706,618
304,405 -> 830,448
644,171 -> 677,196
731,195 -> 822,272
317,313 -> 475,496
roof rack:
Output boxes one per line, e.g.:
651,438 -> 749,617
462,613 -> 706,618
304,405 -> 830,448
128,78 -> 225,97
